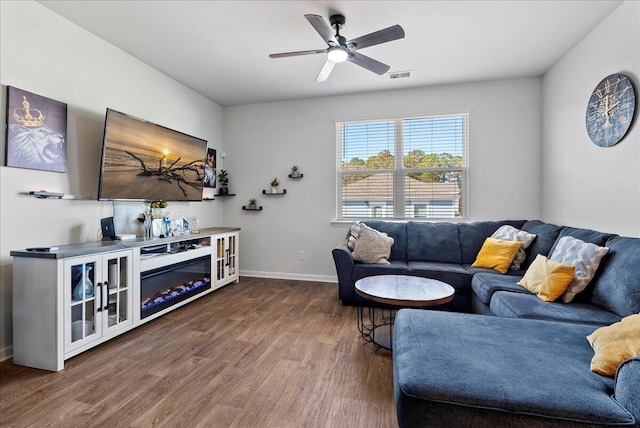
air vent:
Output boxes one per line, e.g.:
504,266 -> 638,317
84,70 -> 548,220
389,71 -> 412,80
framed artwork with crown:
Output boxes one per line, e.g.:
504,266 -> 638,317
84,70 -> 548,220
5,86 -> 67,172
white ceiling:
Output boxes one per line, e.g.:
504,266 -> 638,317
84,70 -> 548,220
38,0 -> 622,107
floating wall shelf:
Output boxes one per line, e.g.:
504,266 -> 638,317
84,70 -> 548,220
21,191 -> 91,200
215,193 -> 236,197
288,174 -> 304,179
242,206 -> 263,211
262,189 -> 286,195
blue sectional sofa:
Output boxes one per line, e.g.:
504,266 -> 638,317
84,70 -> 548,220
331,219 -> 640,426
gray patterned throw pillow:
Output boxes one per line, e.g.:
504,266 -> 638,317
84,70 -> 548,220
491,225 -> 537,270
347,221 -> 361,250
549,236 -> 609,303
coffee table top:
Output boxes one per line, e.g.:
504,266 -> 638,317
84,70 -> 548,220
355,275 -> 455,307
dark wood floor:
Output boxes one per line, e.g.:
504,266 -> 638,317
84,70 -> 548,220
0,277 -> 396,427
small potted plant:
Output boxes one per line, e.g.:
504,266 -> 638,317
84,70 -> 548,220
248,198 -> 258,210
291,165 -> 300,178
150,200 -> 168,218
270,177 -> 280,193
218,170 -> 229,195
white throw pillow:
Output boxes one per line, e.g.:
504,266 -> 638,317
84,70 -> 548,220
549,235 -> 609,303
352,223 -> 394,264
491,225 -> 537,270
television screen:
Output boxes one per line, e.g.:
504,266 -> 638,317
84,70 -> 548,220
98,109 -> 207,201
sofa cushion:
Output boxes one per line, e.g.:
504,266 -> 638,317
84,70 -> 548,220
471,272 -> 528,305
352,260 -> 410,282
407,261 -> 471,290
352,223 -> 394,264
516,254 -> 575,302
471,238 -> 523,274
406,221 -> 461,263
589,236 -> 640,317
489,291 -> 622,326
520,220 -> 563,269
458,220 -> 526,264
362,221 -> 407,261
587,313 -> 640,376
549,236 -> 609,303
393,310 -> 634,426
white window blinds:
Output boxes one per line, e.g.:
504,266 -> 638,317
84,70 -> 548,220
336,113 -> 469,220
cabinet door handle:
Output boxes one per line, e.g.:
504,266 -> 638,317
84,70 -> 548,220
102,281 -> 109,311
96,283 -> 103,312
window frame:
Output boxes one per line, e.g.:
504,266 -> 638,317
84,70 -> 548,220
335,113 -> 469,221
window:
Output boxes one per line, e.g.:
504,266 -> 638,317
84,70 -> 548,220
336,113 -> 468,220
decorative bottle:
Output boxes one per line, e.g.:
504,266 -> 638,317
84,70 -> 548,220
73,265 -> 94,301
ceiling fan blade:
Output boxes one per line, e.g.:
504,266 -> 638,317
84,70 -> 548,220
348,51 -> 390,75
347,25 -> 405,50
305,14 -> 337,46
315,59 -> 336,83
269,49 -> 326,59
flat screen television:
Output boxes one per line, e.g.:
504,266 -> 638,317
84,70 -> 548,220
98,109 -> 207,201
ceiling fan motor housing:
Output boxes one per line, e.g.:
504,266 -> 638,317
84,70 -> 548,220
329,14 -> 346,30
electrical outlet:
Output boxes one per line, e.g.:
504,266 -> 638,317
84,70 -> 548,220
298,251 -> 304,260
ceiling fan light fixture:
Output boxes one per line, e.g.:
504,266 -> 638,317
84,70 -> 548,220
327,46 -> 348,63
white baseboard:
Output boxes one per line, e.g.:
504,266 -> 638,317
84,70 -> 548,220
240,270 -> 337,283
0,345 -> 13,362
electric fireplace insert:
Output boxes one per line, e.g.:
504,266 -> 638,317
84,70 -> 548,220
140,255 -> 211,319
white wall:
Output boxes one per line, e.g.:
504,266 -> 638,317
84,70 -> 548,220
542,0 -> 639,237
223,77 -> 543,280
0,1 -> 224,359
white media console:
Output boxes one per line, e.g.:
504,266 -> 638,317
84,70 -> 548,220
11,227 -> 239,371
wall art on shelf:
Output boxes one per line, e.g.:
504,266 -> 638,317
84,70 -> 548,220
203,148 -> 216,188
5,86 -> 67,172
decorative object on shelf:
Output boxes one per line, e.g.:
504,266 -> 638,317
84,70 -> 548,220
185,217 -> 200,233
72,265 -> 94,301
243,198 -> 263,210
28,190 -> 64,199
263,188 -> 286,195
203,148 -> 216,188
290,165 -> 301,178
6,86 -> 67,172
270,177 -> 280,193
586,73 -> 636,147
218,170 -> 229,195
150,200 -> 169,218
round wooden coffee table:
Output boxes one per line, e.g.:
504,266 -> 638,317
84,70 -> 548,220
355,275 -> 455,350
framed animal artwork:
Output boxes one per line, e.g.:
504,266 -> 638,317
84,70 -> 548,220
5,86 -> 67,172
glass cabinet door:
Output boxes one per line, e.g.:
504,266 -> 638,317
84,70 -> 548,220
214,233 -> 239,287
227,233 -> 237,278
216,236 -> 226,282
65,256 -> 101,352
103,251 -> 133,334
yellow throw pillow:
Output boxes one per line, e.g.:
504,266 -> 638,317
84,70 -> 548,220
587,313 -> 640,376
516,254 -> 575,302
471,237 -> 524,274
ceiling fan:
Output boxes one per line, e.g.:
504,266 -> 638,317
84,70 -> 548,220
269,14 -> 405,82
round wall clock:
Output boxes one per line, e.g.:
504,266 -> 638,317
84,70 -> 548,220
585,73 -> 636,147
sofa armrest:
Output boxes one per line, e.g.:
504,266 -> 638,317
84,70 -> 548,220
615,356 -> 640,424
332,242 -> 357,304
